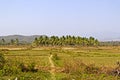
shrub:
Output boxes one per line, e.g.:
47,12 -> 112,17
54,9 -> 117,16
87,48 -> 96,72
28,62 -> 38,72
1,59 -> 20,76
19,62 -> 38,72
63,59 -> 84,73
85,64 -> 100,74
2,65 -> 17,76
63,59 -> 101,74
19,63 -> 29,72
52,53 -> 59,60
111,61 -> 120,76
0,53 -> 5,70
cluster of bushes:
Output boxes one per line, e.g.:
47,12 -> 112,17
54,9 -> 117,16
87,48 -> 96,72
61,59 -> 120,79
0,51 -> 51,80
63,59 -> 99,74
19,62 -> 38,72
0,52 -> 19,76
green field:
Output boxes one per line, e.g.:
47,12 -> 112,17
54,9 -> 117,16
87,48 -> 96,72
0,46 -> 120,80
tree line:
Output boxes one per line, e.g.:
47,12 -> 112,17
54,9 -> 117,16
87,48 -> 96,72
32,35 -> 99,46
0,36 -> 120,46
100,41 -> 120,46
0,38 -> 19,45
0,35 -> 99,46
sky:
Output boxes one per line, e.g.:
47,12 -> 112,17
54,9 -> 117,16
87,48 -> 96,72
0,0 -> 120,41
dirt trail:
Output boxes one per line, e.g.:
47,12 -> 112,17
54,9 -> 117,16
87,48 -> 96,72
49,55 -> 56,80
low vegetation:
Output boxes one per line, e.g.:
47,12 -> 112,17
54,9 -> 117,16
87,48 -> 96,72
0,35 -> 119,79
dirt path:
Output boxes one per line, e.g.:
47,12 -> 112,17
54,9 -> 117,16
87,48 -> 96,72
49,55 -> 56,80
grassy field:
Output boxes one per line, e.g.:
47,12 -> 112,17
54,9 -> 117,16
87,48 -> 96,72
0,46 -> 120,80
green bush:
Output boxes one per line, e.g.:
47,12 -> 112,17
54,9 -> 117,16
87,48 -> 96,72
52,53 -> 59,60
28,62 -> 38,72
1,65 -> 19,76
19,63 -> 29,72
19,62 -> 38,72
0,53 -> 5,70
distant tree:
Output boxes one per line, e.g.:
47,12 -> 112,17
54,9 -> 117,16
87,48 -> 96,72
1,38 -> 5,45
89,37 -> 95,46
11,39 -> 15,45
94,39 -> 99,46
15,38 -> 19,45
33,37 -> 39,46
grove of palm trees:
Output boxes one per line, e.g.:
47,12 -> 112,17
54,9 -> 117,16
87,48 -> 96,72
33,35 -> 99,46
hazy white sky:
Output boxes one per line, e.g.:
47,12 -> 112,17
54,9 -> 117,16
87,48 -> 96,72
0,0 -> 120,40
